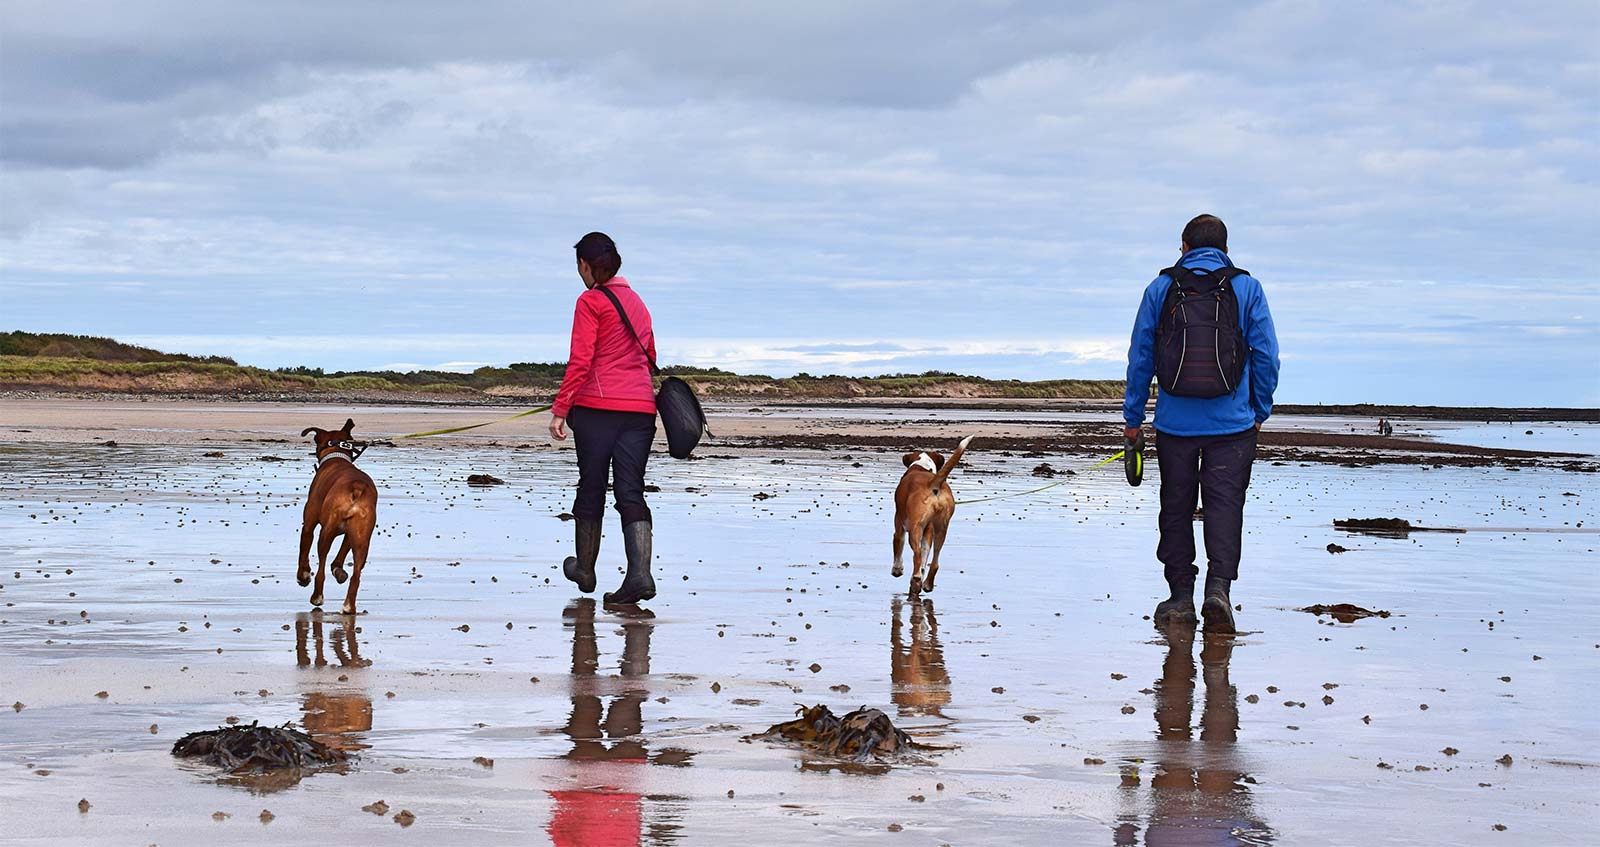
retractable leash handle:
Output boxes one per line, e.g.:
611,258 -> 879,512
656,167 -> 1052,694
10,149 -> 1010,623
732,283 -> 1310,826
1125,431 -> 1145,487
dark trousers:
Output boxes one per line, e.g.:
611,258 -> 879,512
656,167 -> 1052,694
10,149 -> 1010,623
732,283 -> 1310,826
569,406 -> 656,526
1156,428 -> 1257,583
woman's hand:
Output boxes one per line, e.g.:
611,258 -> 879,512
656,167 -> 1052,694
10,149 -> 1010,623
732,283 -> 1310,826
549,416 -> 568,441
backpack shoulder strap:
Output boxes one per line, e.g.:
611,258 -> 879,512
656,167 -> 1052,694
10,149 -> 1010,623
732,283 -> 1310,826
594,285 -> 660,376
1162,265 -> 1248,289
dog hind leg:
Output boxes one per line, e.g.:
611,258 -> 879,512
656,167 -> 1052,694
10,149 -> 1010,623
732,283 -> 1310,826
907,524 -> 926,595
925,523 -> 948,593
330,536 -> 353,584
914,533 -> 934,589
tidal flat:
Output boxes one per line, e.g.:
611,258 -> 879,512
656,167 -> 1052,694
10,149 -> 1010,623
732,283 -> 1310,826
1,400 -> 1596,845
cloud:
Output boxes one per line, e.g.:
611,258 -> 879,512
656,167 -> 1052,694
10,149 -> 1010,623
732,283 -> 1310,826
2,1 -> 1597,405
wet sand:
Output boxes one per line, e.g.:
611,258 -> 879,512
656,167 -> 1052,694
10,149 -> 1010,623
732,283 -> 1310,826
2,400 -> 1597,844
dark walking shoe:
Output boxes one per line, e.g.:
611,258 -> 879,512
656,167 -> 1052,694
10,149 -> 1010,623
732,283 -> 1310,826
1154,576 -> 1197,627
563,518 -> 602,593
1201,574 -> 1236,634
604,521 -> 656,605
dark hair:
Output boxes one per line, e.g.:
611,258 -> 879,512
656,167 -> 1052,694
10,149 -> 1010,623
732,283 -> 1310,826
574,232 -> 621,284
1181,214 -> 1228,253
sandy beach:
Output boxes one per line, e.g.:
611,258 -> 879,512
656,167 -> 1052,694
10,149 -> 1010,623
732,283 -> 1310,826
2,398 -> 1597,844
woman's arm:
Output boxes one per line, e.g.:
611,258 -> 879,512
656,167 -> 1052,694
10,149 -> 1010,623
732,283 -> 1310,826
552,294 -> 599,422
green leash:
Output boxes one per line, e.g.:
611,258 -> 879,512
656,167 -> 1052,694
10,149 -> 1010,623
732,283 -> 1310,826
393,404 -> 554,439
954,450 -> 1127,506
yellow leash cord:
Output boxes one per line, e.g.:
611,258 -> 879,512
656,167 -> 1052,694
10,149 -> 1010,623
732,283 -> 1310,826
953,450 -> 1126,506
392,404 -> 554,439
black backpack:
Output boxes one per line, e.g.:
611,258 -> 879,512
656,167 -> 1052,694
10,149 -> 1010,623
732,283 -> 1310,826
596,285 -> 710,459
1154,265 -> 1249,399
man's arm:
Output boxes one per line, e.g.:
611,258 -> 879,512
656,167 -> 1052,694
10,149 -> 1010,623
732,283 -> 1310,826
1123,280 -> 1162,432
1245,279 -> 1280,425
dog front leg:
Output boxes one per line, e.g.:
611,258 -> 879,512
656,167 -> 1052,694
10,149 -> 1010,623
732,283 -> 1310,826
892,518 -> 906,578
341,534 -> 369,616
311,530 -> 335,607
297,522 -> 316,587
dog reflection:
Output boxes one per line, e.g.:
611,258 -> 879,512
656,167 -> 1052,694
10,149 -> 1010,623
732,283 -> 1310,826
1112,631 -> 1273,845
294,612 -> 373,752
890,596 -> 951,719
548,599 -> 687,847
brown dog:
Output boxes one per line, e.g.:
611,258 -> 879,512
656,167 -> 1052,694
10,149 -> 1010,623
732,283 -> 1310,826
892,435 -> 973,595
296,419 -> 378,615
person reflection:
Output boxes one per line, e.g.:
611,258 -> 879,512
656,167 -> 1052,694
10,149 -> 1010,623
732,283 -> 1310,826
1113,631 -> 1272,845
293,611 -> 373,753
548,599 -> 686,847
890,595 -> 951,720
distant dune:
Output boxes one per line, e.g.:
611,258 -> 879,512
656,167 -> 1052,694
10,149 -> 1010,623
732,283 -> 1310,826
0,330 -> 1127,402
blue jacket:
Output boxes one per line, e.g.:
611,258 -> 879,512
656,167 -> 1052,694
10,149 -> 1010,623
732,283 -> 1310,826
1123,247 -> 1280,436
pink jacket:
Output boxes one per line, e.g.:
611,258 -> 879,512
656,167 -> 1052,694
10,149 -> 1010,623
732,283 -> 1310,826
553,277 -> 657,418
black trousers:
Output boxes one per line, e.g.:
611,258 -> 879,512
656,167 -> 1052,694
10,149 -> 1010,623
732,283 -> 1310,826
1155,427 -> 1257,582
569,406 -> 656,526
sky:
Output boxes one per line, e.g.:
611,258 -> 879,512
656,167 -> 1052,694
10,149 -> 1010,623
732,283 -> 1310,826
2,1 -> 1597,405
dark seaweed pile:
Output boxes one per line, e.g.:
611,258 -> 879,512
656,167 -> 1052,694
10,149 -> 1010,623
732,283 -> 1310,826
171,722 -> 346,772
1298,603 -> 1392,622
755,704 -> 917,762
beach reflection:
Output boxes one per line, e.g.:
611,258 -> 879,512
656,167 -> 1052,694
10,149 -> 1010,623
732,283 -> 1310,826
890,596 -> 950,720
1113,630 -> 1273,845
293,612 -> 372,753
549,599 -> 688,846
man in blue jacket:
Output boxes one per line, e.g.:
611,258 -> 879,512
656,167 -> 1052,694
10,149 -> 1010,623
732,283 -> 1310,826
1123,215 -> 1280,633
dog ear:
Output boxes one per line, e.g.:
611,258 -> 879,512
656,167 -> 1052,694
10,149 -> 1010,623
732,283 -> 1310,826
341,418 -> 355,434
300,427 -> 322,438
928,452 -> 946,470
902,453 -> 920,468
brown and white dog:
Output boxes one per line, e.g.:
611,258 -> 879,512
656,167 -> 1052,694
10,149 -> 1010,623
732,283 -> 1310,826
892,435 -> 973,595
296,419 -> 378,615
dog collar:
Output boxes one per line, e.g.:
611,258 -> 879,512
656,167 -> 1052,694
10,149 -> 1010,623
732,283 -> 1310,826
316,451 -> 355,469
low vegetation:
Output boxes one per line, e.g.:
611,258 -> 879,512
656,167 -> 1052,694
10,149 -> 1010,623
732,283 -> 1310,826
1,331 -> 1128,400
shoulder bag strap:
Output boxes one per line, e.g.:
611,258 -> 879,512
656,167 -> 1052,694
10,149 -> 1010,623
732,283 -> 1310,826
594,284 -> 661,376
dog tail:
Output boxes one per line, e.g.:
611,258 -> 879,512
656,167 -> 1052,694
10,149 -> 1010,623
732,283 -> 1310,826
931,435 -> 974,492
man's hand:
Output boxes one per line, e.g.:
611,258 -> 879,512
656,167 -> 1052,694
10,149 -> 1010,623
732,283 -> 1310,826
549,416 -> 568,441
1255,421 -> 1262,431
1124,426 -> 1142,441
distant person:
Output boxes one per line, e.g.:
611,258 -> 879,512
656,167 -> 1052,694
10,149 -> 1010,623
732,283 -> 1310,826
1123,215 -> 1280,633
549,232 -> 659,605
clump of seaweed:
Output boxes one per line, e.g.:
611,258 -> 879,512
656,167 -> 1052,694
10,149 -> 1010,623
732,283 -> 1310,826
171,722 -> 347,772
1298,603 -> 1392,623
751,704 -> 924,763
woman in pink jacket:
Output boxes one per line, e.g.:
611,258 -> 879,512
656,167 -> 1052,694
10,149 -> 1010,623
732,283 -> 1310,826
549,232 -> 658,605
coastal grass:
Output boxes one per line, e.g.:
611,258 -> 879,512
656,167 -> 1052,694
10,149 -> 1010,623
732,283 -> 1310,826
1,332 -> 1130,400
